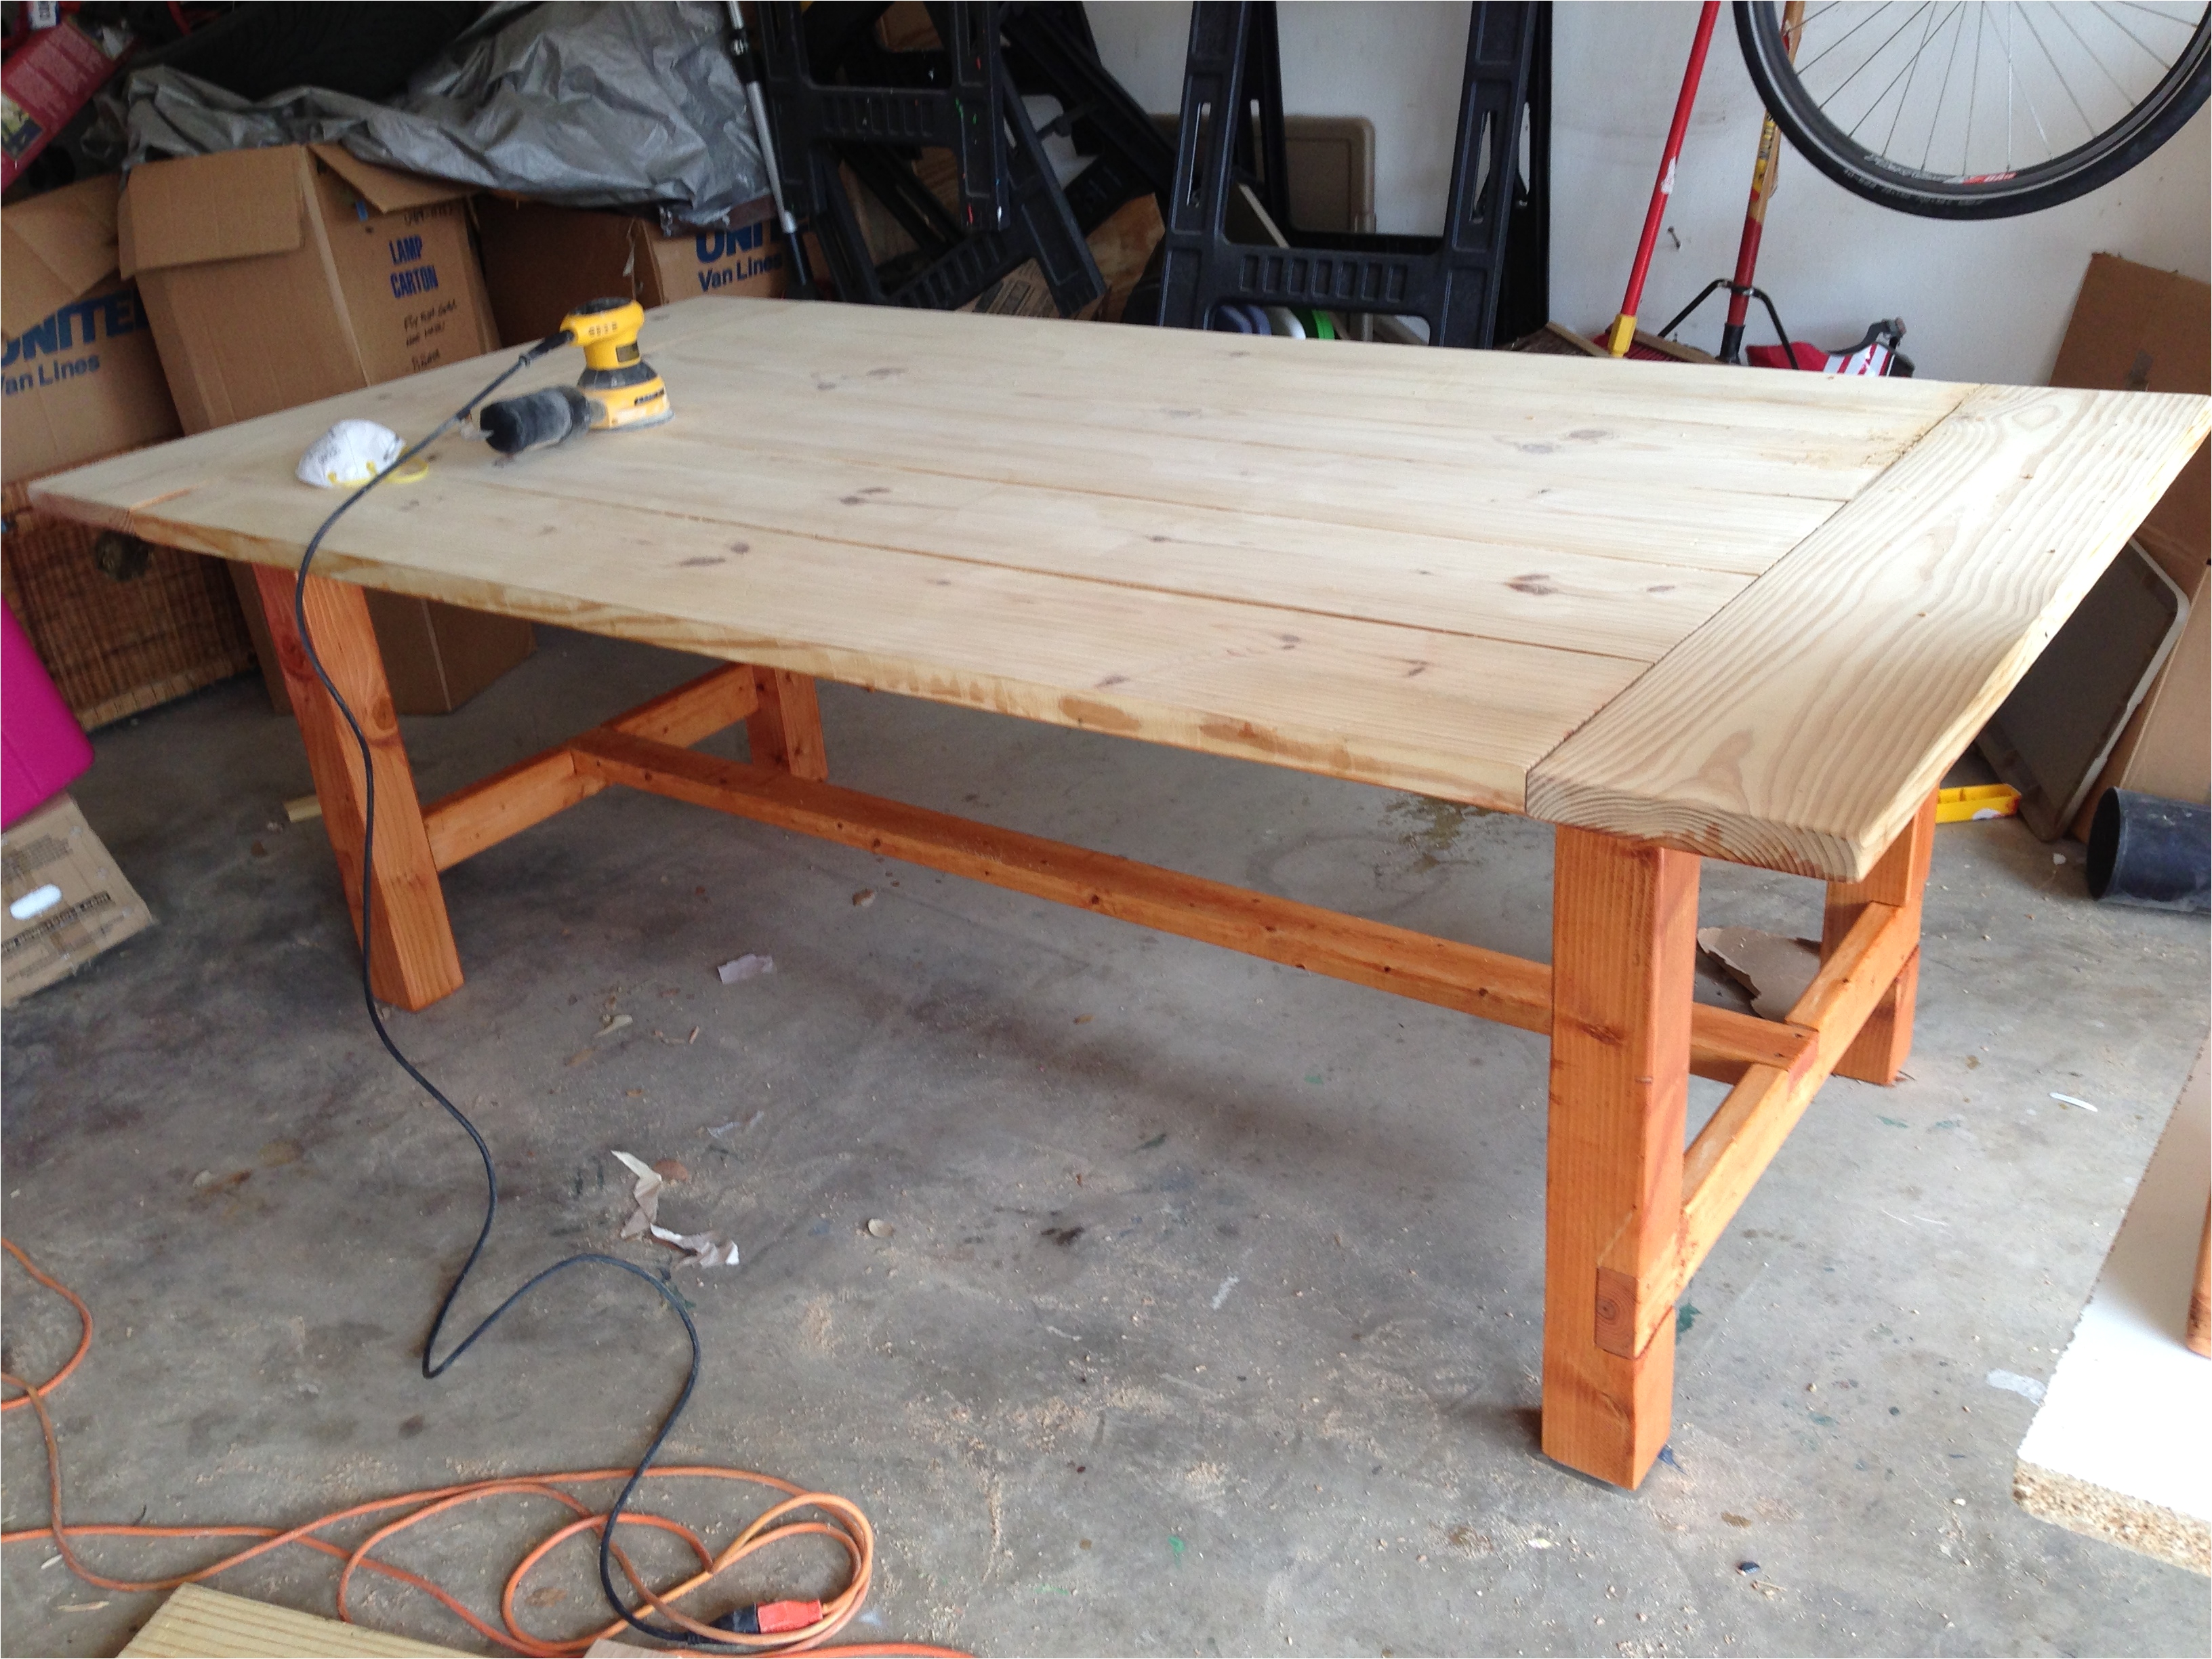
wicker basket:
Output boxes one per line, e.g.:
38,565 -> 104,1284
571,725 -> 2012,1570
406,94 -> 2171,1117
1,477 -> 258,731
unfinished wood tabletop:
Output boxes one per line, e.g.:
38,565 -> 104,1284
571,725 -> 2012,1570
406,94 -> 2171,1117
33,298 -> 2207,879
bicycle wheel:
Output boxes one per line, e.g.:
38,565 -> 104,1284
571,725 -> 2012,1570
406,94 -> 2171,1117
1737,1 -> 2209,218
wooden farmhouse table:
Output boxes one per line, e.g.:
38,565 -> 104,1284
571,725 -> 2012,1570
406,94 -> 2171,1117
35,298 -> 2209,1491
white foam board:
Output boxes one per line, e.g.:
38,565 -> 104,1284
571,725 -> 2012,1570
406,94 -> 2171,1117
2018,1040 -> 2211,1525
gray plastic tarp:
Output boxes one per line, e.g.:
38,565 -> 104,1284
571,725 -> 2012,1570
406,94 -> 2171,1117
119,2 -> 768,230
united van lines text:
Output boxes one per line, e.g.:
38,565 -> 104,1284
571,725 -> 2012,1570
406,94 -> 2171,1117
692,222 -> 783,291
3,289 -> 142,365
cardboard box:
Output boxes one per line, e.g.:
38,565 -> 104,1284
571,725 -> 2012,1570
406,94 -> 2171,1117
2051,254 -> 2211,830
2,173 -> 182,486
2074,566 -> 2210,825
2049,253 -> 2208,591
1,791 -> 152,1007
119,142 -> 501,430
475,195 -> 787,348
117,143 -> 532,715
4,176 -> 251,730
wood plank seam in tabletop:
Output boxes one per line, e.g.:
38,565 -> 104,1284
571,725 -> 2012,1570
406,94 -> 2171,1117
1525,382 -> 2212,881
699,300 -> 1978,456
707,350 -> 1963,497
58,445 -> 1743,666
655,388 -> 1956,568
28,299 -> 1968,594
619,402 -> 1860,576
100,487 -> 1646,813
452,442 -> 1757,662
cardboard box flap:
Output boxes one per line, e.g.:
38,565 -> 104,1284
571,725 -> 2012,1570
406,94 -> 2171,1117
1,174 -> 122,337
2050,253 -> 2209,594
2053,253 -> 2211,396
118,148 -> 306,276
308,143 -> 475,213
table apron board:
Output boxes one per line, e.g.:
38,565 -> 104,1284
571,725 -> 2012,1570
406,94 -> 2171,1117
247,554 -> 1938,1491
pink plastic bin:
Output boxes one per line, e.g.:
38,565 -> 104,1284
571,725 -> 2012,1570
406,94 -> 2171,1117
2,603 -> 93,828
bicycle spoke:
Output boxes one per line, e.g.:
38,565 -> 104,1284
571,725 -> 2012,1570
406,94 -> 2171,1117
1994,5 -> 2056,166
1797,1 -> 1906,80
1824,1 -> 1935,129
1922,3 -> 1970,171
2098,3 -> 2188,70
1841,3 -> 1941,140
1883,1 -> 1942,155
2019,3 -> 2100,145
2112,0 -> 2205,26
2049,2 -> 2135,111
1963,0 -> 1986,176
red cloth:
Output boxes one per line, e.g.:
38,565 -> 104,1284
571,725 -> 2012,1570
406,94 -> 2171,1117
1745,341 -> 1833,372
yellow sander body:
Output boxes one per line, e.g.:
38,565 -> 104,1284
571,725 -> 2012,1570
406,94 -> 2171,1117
476,298 -> 674,455
564,298 -> 672,432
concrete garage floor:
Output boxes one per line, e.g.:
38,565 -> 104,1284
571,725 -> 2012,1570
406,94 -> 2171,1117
3,626 -> 2207,1658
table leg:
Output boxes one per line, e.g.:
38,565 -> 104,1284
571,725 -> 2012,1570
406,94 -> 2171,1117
2188,1198 -> 2210,1359
747,667 -> 827,780
1822,791 -> 1936,1086
251,566 -> 462,1011
1542,826 -> 1699,1488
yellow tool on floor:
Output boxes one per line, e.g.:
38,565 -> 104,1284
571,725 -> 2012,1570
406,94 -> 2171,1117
478,298 -> 672,455
1936,783 -> 2022,823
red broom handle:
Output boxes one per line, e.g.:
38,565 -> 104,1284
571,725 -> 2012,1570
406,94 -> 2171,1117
1606,1 -> 1721,357
1721,0 -> 1804,359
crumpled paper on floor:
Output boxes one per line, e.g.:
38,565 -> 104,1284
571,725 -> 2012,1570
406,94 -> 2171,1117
611,1149 -> 738,1267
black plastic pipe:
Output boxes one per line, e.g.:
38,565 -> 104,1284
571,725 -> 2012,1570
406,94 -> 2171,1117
2086,788 -> 2211,914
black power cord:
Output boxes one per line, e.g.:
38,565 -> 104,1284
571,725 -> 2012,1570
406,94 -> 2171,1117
288,339 -> 745,1650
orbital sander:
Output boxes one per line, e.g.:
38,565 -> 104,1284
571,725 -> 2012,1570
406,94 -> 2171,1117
478,298 -> 671,455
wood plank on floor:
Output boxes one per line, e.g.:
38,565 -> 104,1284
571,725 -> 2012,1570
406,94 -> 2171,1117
121,1584 -> 467,1658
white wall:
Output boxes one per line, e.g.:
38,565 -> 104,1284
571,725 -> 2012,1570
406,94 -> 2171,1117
1086,1 -> 2211,384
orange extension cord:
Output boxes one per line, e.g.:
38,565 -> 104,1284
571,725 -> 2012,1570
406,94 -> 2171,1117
1,1240 -> 966,1658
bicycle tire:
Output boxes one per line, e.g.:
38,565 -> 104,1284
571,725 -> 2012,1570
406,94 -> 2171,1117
1736,1 -> 2210,219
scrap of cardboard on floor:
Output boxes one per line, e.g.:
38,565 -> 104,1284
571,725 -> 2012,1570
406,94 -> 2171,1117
1696,926 -> 1821,1021
613,1149 -> 737,1267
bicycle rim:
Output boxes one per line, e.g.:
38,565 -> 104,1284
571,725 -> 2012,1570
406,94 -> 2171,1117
1737,1 -> 2210,218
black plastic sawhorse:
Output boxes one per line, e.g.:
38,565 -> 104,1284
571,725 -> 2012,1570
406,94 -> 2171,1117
1152,1 -> 1549,348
